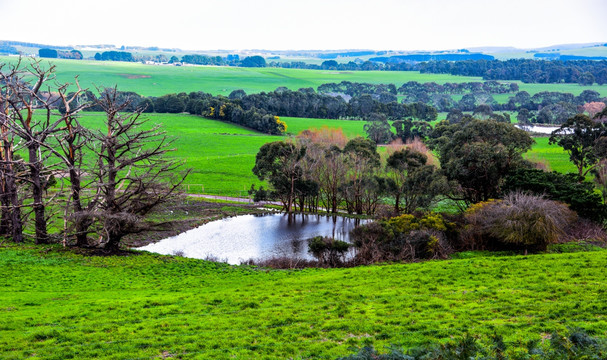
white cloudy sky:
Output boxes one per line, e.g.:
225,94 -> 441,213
0,0 -> 605,50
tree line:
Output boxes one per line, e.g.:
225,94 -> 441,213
38,48 -> 83,60
0,59 -> 187,251
69,87 -> 438,134
270,58 -> 607,85
417,59 -> 607,85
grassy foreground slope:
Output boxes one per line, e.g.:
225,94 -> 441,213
0,246 -> 606,359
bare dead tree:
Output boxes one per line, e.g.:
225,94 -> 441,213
40,82 -> 94,246
89,87 -> 189,252
0,88 -> 23,242
0,58 -> 88,244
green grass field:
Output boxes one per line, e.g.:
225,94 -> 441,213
0,245 -> 605,359
525,136 -> 577,174
3,56 -> 606,98
77,113 -> 279,196
76,113 -> 369,196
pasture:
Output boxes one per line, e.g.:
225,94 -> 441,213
1,245 -> 605,359
2,56 -> 606,98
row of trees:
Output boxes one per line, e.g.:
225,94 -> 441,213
0,59 -> 186,250
38,48 -> 83,60
418,59 -> 607,85
70,87 -> 438,133
252,130 -> 446,216
93,51 -> 135,62
398,80 -> 518,95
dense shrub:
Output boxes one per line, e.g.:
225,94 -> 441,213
307,236 -> 351,267
464,192 -> 577,251
503,168 -> 607,223
351,213 -> 454,264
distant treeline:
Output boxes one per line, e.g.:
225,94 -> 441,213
94,51 -> 134,62
317,80 -> 518,98
318,50 -> 383,59
534,53 -> 607,61
269,58 -> 607,85
0,40 -> 73,50
0,45 -> 18,55
369,53 -> 495,62
417,59 -> 607,84
39,48 -> 83,60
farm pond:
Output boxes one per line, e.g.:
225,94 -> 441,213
139,213 -> 368,264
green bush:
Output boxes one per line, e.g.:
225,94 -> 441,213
307,236 -> 351,267
351,213 -> 454,264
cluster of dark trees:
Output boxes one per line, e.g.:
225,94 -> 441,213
535,53 -> 607,61
178,54 -> 265,67
39,48 -> 83,60
417,59 -> 607,84
317,80 -> 607,125
239,88 -> 437,121
0,45 -> 18,55
268,60 -> 416,71
180,54 -> 226,65
397,80 -> 518,95
0,59 -> 186,251
318,82 -> 398,99
252,132 -> 445,216
94,51 -> 135,62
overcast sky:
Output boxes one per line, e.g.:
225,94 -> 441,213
1,0 -> 605,51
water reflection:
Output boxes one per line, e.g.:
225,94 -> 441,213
139,213 -> 366,264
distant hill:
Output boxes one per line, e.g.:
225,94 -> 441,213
369,53 -> 495,63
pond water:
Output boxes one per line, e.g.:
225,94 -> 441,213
515,124 -> 561,134
139,213 -> 367,264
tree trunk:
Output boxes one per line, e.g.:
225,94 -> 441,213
70,171 -> 90,246
104,231 -> 122,253
0,176 -> 11,236
394,193 -> 401,213
6,172 -> 22,243
287,176 -> 294,213
28,145 -> 48,244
